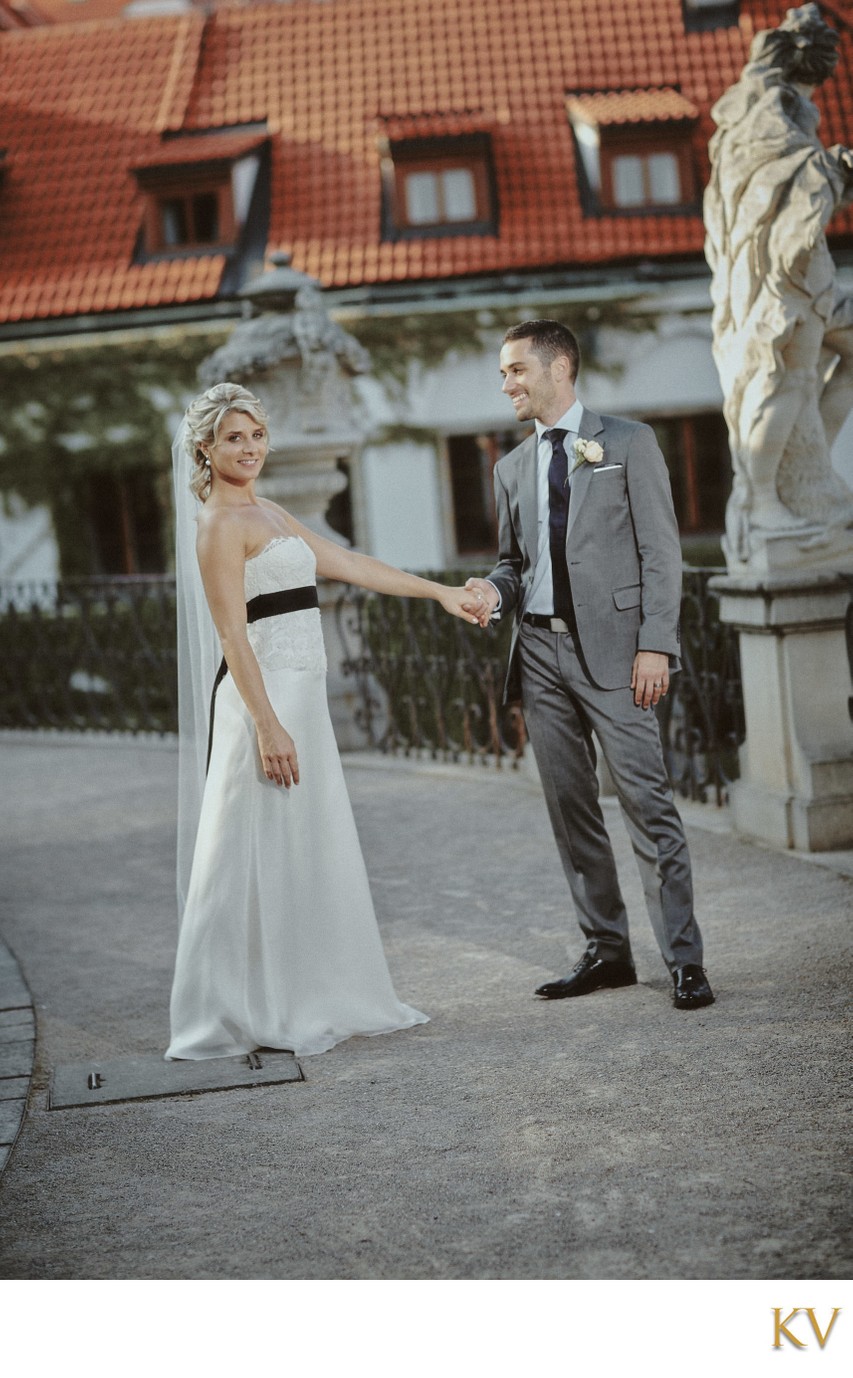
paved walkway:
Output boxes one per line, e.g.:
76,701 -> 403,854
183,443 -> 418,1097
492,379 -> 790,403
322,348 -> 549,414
0,734 -> 850,1284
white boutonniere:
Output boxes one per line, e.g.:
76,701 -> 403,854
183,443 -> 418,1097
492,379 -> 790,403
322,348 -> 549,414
572,438 -> 605,471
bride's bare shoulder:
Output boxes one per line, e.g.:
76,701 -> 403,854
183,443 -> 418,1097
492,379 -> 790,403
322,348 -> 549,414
256,495 -> 292,519
196,503 -> 254,550
256,496 -> 299,534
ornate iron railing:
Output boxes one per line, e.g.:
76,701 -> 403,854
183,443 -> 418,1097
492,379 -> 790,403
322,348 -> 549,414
337,567 -> 745,803
0,568 -> 744,803
335,580 -> 528,768
0,577 -> 177,734
658,568 -> 744,805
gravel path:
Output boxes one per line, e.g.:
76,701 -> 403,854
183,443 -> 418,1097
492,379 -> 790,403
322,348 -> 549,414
0,737 -> 850,1282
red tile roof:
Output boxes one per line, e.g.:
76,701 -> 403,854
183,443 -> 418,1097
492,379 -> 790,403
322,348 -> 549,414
0,0 -> 851,326
30,0 -> 134,20
567,88 -> 700,126
0,0 -> 48,28
132,129 -> 267,172
377,111 -> 497,142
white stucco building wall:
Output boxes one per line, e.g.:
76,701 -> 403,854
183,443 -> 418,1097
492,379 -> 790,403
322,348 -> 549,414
350,285 -> 853,569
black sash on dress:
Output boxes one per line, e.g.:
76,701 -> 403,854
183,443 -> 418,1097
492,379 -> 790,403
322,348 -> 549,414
206,584 -> 320,773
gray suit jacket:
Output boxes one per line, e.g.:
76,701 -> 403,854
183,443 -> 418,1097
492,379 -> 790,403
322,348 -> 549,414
486,409 -> 683,701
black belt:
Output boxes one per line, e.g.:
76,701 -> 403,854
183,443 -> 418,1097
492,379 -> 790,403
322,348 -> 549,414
207,585 -> 320,772
523,612 -> 574,633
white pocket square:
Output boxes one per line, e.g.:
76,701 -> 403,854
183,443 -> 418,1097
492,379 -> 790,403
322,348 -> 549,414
593,464 -> 623,473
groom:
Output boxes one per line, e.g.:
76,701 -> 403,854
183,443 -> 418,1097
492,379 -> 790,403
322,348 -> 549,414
465,320 -> 714,1010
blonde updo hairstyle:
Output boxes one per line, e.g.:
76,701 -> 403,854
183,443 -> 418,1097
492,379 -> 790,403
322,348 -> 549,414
183,382 -> 270,502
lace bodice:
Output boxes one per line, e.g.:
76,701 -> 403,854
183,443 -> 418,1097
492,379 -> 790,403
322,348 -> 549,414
244,536 -> 327,674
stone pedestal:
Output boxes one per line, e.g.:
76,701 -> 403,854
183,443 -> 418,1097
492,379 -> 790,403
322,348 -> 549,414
710,569 -> 853,851
725,523 -> 853,578
256,441 -> 348,544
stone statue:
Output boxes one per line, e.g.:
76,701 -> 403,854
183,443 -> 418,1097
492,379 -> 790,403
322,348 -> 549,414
704,3 -> 853,567
199,281 -> 370,430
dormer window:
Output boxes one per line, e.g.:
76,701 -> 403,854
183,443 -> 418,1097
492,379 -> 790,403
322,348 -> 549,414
403,162 -> 480,227
607,145 -> 687,210
567,89 -> 699,215
380,132 -> 497,240
133,130 -> 268,258
157,186 -> 230,250
682,0 -> 740,33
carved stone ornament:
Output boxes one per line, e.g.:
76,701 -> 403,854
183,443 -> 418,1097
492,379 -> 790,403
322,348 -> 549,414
199,253 -> 370,433
704,3 -> 853,570
198,256 -> 371,540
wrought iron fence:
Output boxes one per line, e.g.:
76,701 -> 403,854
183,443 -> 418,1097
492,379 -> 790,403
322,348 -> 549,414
337,567 -> 745,803
335,579 -> 528,768
658,568 -> 744,805
0,577 -> 177,734
0,567 -> 744,803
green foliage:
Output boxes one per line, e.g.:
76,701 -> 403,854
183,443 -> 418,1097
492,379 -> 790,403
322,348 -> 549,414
0,329 -> 225,573
0,296 -> 661,575
344,295 -> 652,396
523,296 -> 652,379
346,310 -> 488,391
373,422 -> 441,446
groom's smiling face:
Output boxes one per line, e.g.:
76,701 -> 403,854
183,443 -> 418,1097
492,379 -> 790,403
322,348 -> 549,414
499,338 -> 569,426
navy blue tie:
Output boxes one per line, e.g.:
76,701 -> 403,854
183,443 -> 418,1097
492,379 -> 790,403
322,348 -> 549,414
544,427 -> 573,622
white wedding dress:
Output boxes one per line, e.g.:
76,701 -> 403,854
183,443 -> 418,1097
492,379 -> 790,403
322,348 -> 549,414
166,535 -> 428,1060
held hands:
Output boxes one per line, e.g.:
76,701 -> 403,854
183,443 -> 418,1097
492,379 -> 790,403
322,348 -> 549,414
631,651 -> 669,709
257,721 -> 300,788
462,577 -> 499,627
437,584 -> 492,624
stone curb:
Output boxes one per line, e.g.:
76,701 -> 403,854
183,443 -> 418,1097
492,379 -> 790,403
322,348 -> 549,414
0,937 -> 35,1176
0,729 -> 176,750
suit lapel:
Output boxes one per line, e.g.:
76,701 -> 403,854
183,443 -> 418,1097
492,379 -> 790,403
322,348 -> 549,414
513,433 -> 539,559
511,409 -> 604,553
567,408 -> 604,537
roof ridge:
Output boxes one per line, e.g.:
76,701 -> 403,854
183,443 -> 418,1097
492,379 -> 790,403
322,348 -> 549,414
154,11 -> 206,135
0,0 -> 850,320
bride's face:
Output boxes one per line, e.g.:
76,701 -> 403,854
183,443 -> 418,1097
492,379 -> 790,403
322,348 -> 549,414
207,409 -> 269,486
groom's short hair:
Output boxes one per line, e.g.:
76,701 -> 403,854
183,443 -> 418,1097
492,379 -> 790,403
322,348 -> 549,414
504,319 -> 580,381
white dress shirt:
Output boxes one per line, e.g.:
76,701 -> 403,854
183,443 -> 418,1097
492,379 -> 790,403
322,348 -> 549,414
488,398 -> 585,618
525,398 -> 585,615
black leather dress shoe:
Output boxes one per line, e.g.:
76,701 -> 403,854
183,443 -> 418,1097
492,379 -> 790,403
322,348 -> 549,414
672,964 -> 715,1009
535,952 -> 637,999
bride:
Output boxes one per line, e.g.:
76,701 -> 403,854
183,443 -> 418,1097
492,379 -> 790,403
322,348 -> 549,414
166,382 -> 482,1060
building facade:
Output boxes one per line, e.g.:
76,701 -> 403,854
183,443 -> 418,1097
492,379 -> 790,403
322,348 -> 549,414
1,0 -> 851,579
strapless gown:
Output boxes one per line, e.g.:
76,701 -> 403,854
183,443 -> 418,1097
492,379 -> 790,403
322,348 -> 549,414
166,535 -> 428,1059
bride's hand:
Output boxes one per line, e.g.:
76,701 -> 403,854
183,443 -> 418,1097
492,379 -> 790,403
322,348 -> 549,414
257,723 -> 299,787
437,585 -> 486,624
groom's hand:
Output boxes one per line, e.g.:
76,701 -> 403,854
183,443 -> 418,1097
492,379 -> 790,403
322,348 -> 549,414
464,577 -> 499,627
631,651 -> 669,709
